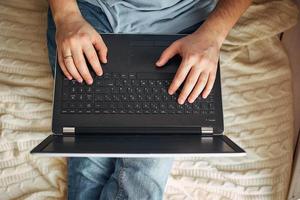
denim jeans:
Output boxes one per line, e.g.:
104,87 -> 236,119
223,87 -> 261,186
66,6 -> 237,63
47,1 -> 202,200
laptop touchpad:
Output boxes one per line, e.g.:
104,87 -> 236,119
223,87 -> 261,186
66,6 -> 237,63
129,41 -> 180,71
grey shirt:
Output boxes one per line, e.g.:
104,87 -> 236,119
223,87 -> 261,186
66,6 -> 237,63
82,0 -> 218,33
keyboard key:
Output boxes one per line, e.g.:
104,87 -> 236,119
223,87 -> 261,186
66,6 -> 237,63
95,102 -> 102,108
137,94 -> 145,101
69,94 -> 76,101
69,109 -> 76,114
95,94 -> 104,101
152,88 -> 159,93
121,74 -> 128,79
77,102 -> 84,108
95,79 -> 104,86
69,102 -> 76,108
129,73 -> 136,79
95,87 -> 110,93
119,87 -> 126,93
129,94 -> 136,101
113,73 -> 120,79
70,87 -> 76,93
85,102 -> 93,108
62,92 -> 68,101
104,73 -> 111,79
123,79 -> 130,86
104,79 -> 114,86
85,94 -> 93,101
140,80 -> 147,86
149,80 -> 155,86
104,94 -> 112,101
85,109 -> 93,114
168,103 -> 176,110
136,87 -> 143,94
70,80 -> 77,86
156,80 -> 163,86
112,94 -> 120,101
154,95 -> 161,101
86,87 -> 93,93
131,79 -> 139,86
112,87 -> 119,93
143,102 -> 150,109
77,109 -> 84,114
62,102 -> 70,108
127,87 -> 134,93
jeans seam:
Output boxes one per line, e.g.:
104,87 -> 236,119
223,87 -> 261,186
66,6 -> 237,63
115,159 -> 126,200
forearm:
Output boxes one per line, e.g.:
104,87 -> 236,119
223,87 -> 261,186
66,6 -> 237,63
194,0 -> 252,46
48,0 -> 82,26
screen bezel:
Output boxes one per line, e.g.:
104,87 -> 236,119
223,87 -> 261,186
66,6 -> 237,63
31,134 -> 246,157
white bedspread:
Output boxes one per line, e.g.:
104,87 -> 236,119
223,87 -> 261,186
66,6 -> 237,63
0,0 -> 298,199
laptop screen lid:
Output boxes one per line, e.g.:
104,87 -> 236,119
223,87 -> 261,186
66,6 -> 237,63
31,134 -> 245,157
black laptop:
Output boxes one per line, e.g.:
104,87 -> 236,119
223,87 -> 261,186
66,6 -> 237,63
31,34 -> 246,157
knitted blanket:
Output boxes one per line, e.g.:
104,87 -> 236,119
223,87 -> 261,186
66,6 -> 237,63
0,0 -> 298,199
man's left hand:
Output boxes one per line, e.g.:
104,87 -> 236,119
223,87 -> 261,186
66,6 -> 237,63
156,29 -> 222,104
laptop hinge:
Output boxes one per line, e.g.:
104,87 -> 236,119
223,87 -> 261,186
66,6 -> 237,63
201,127 -> 213,134
63,127 -> 75,135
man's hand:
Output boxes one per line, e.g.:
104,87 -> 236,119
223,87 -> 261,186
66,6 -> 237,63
156,0 -> 252,104
156,29 -> 221,104
55,14 -> 107,84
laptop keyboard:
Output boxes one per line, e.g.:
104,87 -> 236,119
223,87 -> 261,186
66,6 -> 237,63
61,72 -> 215,114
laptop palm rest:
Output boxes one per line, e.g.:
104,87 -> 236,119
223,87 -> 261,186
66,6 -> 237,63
31,134 -> 245,157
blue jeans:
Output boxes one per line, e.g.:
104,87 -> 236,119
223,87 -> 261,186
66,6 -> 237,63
47,1 -> 202,200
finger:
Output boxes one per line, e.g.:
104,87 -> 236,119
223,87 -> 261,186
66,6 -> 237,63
202,72 -> 216,98
57,48 -> 72,80
83,42 -> 103,76
188,72 -> 209,103
168,58 -> 193,95
93,35 -> 108,63
178,67 -> 201,104
62,48 -> 83,82
72,47 -> 93,85
156,42 -> 179,67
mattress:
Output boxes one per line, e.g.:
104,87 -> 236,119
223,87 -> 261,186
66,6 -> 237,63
0,0 -> 298,199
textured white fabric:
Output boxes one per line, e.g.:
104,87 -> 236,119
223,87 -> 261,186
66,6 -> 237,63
0,0 -> 298,199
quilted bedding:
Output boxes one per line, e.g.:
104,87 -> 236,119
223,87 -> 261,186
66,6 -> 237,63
0,0 -> 298,199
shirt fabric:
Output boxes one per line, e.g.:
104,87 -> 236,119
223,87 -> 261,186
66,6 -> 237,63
81,0 -> 218,34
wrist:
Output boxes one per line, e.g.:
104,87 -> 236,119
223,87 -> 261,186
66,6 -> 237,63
54,10 -> 82,27
193,23 -> 227,48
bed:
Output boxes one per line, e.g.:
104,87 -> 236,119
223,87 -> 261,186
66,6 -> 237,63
0,0 -> 298,199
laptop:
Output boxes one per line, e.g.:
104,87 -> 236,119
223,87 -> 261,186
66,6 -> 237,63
31,34 -> 246,157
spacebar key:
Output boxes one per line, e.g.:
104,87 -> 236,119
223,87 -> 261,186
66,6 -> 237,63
137,73 -> 175,80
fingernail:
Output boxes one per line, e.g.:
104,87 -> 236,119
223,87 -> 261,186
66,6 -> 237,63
168,89 -> 173,95
156,61 -> 161,66
97,71 -> 103,76
68,76 -> 72,80
88,79 -> 93,85
188,98 -> 194,103
78,79 -> 83,83
178,98 -> 184,104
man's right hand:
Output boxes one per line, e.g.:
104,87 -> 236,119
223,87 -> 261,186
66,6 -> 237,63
55,14 -> 107,84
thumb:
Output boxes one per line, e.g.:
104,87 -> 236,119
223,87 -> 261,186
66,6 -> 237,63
156,42 -> 179,67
